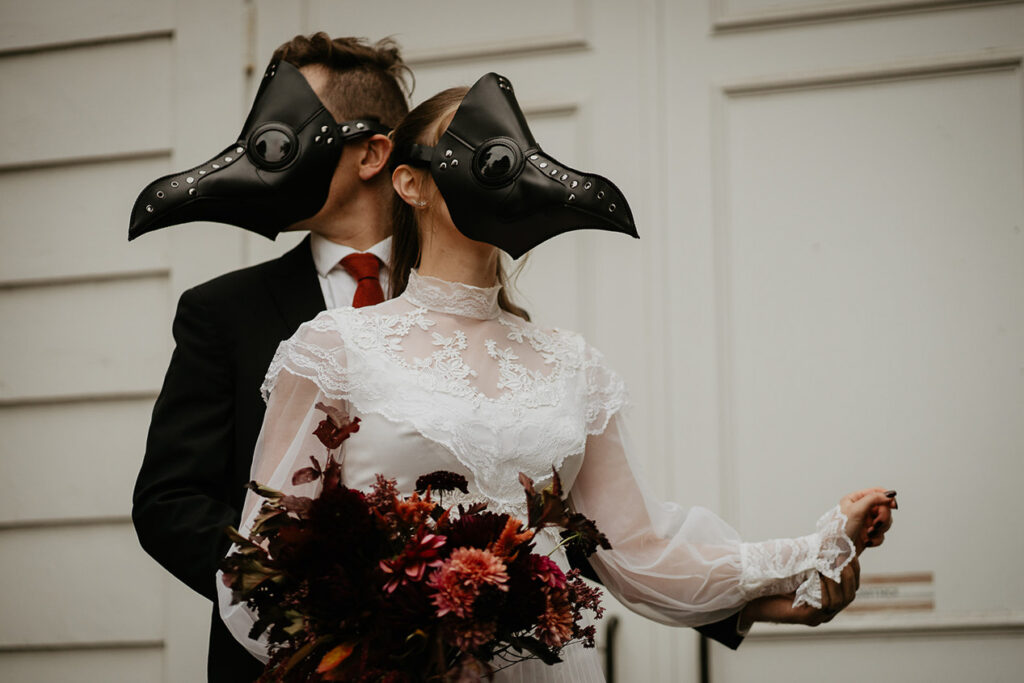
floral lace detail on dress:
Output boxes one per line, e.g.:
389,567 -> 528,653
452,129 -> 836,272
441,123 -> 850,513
261,270 -> 629,514
738,505 -> 856,609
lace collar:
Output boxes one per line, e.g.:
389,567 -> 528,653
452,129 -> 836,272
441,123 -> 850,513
402,269 -> 502,320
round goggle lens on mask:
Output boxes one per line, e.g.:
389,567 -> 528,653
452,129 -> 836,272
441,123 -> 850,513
472,137 -> 523,187
248,123 -> 298,170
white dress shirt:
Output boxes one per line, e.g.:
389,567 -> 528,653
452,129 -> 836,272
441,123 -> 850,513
309,233 -> 392,309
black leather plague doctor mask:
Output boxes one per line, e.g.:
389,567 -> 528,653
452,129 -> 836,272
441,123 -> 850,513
128,59 -> 390,241
399,73 -> 638,259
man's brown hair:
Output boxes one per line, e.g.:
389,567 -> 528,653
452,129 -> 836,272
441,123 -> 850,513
272,32 -> 411,129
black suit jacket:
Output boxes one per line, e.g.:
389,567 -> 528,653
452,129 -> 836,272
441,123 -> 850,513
132,237 -> 743,683
133,237 -> 324,682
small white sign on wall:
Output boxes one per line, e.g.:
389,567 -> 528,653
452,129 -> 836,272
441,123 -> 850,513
848,572 -> 935,613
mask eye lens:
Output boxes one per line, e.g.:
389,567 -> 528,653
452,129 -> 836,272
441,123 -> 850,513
254,130 -> 292,163
472,139 -> 523,187
247,124 -> 298,170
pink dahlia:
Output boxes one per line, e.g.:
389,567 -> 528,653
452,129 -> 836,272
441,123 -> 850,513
379,532 -> 446,593
427,547 -> 509,618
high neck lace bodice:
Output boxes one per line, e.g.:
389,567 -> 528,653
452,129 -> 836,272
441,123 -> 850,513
401,269 -> 502,320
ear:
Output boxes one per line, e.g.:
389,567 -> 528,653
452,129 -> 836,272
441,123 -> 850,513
357,133 -> 393,181
392,164 -> 425,208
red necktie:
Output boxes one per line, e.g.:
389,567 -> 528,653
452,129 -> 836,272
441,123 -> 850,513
340,253 -> 385,308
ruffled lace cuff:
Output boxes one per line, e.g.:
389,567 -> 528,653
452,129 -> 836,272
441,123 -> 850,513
792,505 -> 856,608
738,505 -> 856,610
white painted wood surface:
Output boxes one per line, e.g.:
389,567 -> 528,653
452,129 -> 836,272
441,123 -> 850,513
0,0 -> 1021,681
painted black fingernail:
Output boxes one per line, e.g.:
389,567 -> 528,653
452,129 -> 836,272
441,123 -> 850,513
885,490 -> 897,498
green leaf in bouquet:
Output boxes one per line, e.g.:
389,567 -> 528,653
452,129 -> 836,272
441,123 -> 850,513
246,480 -> 284,499
224,525 -> 259,549
283,611 -> 305,637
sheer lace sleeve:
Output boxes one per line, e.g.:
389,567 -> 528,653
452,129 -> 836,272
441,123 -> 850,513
569,411 -> 855,627
216,316 -> 352,663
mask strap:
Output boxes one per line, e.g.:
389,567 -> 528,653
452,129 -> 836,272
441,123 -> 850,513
401,143 -> 434,168
337,119 -> 392,143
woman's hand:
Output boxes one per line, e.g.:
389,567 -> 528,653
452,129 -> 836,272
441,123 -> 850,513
841,488 -> 897,553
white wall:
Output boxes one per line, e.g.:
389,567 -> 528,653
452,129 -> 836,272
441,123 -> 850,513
1,1 -> 1021,681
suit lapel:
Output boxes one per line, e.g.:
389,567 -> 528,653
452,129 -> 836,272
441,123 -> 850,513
267,235 -> 326,336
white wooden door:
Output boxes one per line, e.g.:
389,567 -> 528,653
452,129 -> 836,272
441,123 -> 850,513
0,1 -> 250,681
659,1 -> 1024,681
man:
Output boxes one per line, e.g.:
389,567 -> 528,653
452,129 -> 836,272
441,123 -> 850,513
131,33 -> 409,682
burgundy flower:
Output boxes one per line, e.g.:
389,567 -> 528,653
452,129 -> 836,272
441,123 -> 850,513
415,471 -> 470,495
312,403 -> 360,449
529,554 -> 567,590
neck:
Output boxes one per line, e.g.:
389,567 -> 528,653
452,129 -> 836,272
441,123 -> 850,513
311,196 -> 390,251
416,227 -> 499,288
295,184 -> 392,251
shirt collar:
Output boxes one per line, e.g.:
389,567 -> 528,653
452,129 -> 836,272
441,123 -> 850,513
310,233 -> 393,277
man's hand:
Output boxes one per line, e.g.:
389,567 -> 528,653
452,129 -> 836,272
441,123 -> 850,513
737,558 -> 860,631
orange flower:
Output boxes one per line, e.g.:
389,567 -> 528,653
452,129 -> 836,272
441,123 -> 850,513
393,491 -> 436,526
535,588 -> 574,648
488,516 -> 535,560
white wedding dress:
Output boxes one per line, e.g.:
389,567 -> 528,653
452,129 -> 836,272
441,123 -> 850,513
217,270 -> 855,682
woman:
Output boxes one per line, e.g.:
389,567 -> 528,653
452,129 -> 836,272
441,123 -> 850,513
219,76 -> 895,681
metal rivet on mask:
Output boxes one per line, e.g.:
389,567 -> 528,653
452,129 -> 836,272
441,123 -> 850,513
445,149 -> 453,157
326,137 -> 333,144
550,169 -> 558,176
568,194 -> 575,202
584,181 -> 592,190
530,154 -> 539,160
156,191 -> 164,198
146,204 -> 154,212
212,164 -> 220,169
198,170 -> 206,175
315,135 -> 321,143
439,162 -> 447,170
597,190 -> 605,199
451,159 -> 459,167
188,188 -> 196,196
539,162 -> 548,168
225,156 -> 232,162
186,177 -> 194,184
321,126 -> 329,133
170,181 -> 179,188
609,204 -> 616,212
342,125 -> 350,133
356,122 -> 365,129
560,174 -> 568,181
235,147 -> 243,154
570,180 -> 578,188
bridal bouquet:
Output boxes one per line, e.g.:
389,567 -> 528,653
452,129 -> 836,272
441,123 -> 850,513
221,403 -> 610,682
